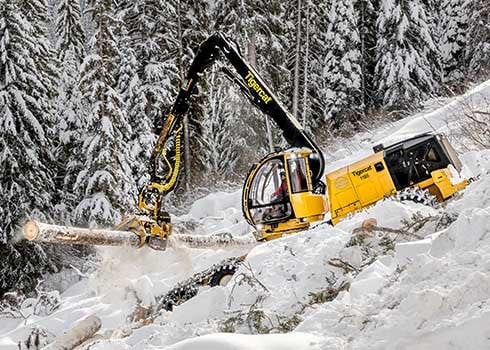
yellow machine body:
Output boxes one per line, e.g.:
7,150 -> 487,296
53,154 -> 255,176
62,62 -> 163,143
243,148 -> 328,241
417,168 -> 468,201
327,134 -> 468,225
326,152 -> 396,225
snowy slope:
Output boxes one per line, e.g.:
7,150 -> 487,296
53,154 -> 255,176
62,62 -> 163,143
1,81 -> 489,349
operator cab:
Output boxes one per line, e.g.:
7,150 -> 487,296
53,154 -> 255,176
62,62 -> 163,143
243,149 -> 327,241
382,134 -> 462,190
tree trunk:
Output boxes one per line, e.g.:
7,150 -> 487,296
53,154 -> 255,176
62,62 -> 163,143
23,220 -> 142,248
302,2 -> 310,128
169,233 -> 257,249
177,0 -> 191,190
292,0 -> 302,119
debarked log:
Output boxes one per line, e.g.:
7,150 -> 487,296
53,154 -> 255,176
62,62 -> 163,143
23,220 -> 142,248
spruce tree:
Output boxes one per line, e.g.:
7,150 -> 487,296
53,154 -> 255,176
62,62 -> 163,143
18,0 -> 58,113
355,0 -> 378,112
0,1 -> 56,240
301,0 -> 330,132
197,70 -> 242,179
322,0 -> 364,130
55,0 -> 85,63
438,0 -> 470,85
280,0 -> 332,133
375,0 -> 439,112
54,49 -> 88,222
466,0 -> 490,79
0,1 -> 58,295
75,0 -> 133,226
119,0 -> 179,192
53,0 -> 87,221
213,0 -> 286,152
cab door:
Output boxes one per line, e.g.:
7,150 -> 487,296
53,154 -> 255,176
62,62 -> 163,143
244,156 -> 293,226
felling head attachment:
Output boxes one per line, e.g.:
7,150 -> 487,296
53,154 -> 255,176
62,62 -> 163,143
115,215 -> 170,251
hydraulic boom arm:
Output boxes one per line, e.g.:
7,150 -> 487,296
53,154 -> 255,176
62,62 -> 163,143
139,32 -> 325,221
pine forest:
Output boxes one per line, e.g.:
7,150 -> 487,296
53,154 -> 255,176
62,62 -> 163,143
0,0 -> 489,299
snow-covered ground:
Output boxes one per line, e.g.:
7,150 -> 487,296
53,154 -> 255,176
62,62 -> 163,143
1,81 -> 489,349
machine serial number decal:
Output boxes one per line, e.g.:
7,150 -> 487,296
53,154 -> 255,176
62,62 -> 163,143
245,71 -> 273,104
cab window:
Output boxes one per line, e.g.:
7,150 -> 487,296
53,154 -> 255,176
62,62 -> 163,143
250,159 -> 285,206
288,158 -> 309,193
248,158 -> 292,225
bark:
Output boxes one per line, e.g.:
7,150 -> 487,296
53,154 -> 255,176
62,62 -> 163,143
23,220 -> 256,251
23,220 -> 142,248
177,0 -> 191,190
292,0 -> 302,119
302,3 -> 310,128
169,233 -> 257,249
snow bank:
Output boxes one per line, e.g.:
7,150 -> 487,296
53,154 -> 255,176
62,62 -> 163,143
2,80 -> 489,350
187,191 -> 242,219
380,79 -> 490,146
296,153 -> 490,349
165,332 -> 323,350
222,226 -> 351,315
175,190 -> 250,236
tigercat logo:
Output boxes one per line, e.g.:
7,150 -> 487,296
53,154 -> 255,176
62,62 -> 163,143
352,165 -> 372,177
245,71 -> 273,104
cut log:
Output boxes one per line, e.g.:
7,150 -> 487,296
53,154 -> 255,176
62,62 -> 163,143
23,220 -> 142,248
23,220 -> 256,251
170,233 -> 257,249
43,314 -> 102,350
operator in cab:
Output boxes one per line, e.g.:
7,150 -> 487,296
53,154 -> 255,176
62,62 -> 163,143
272,171 -> 288,202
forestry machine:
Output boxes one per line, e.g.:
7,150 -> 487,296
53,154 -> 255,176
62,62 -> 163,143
23,32 -> 469,304
24,32 -> 469,254
131,32 -> 468,248
132,31 -> 328,248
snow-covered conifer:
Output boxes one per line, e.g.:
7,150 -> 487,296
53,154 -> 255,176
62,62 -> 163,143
52,0 -> 87,222
54,50 -> 88,222
303,0 -> 330,131
55,0 -> 85,63
0,0 -> 59,296
18,0 -> 58,107
438,0 -> 470,84
355,0 -> 378,111
375,0 -> 439,111
322,0 -> 364,129
75,0 -> 134,226
116,1 -> 180,192
197,70 -> 243,179
466,0 -> 490,79
213,0 -> 287,151
0,1 -> 56,241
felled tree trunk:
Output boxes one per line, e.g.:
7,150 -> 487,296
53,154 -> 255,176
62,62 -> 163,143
170,233 -> 257,249
23,220 -> 142,248
44,315 -> 101,350
23,220 -> 256,251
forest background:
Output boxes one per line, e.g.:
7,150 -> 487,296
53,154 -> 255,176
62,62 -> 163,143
0,0 -> 488,296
